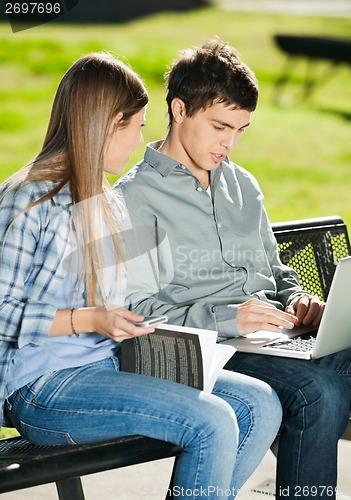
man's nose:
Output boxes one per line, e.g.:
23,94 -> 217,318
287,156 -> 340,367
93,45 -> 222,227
221,130 -> 237,151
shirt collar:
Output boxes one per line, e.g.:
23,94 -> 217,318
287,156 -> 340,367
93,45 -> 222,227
144,141 -> 186,177
50,182 -> 72,207
144,140 -> 227,188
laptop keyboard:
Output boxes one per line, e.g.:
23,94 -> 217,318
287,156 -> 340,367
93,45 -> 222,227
263,336 -> 316,352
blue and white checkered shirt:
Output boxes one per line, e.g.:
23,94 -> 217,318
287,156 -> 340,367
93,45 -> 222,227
0,180 -> 126,432
0,179 -> 126,432
0,180 -> 73,431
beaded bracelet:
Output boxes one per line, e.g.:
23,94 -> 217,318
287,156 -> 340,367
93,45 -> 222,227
70,308 -> 79,337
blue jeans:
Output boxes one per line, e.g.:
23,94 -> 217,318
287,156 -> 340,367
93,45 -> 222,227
225,348 -> 351,500
6,356 -> 282,499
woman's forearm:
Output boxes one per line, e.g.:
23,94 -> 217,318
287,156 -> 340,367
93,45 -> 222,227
49,308 -> 96,337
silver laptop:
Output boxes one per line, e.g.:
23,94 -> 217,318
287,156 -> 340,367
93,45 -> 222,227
222,256 -> 351,360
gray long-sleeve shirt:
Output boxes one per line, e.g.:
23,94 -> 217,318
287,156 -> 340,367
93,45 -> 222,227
115,141 -> 303,341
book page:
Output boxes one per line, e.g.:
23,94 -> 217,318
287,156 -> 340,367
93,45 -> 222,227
205,344 -> 236,393
121,324 -> 236,393
148,324 -> 236,392
121,329 -> 204,389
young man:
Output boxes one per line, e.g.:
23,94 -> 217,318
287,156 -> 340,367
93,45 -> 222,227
116,40 -> 351,499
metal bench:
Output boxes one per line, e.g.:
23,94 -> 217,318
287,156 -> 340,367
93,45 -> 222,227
273,34 -> 351,100
271,215 -> 351,441
0,435 -> 181,499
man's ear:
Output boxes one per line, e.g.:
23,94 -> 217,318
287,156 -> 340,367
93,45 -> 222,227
171,98 -> 187,124
108,112 -> 124,135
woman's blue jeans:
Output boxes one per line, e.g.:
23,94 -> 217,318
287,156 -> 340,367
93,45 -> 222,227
6,355 -> 282,499
225,348 -> 351,500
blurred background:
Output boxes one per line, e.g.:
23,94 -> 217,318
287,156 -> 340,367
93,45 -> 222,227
0,0 -> 350,228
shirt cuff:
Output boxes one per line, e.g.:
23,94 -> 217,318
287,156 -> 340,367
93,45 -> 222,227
211,304 -> 240,341
18,302 -> 57,348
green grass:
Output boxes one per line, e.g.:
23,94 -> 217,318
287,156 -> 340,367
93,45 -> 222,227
0,6 -> 351,231
1,427 -> 19,438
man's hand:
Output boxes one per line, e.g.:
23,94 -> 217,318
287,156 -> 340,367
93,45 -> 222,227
285,294 -> 325,327
237,298 -> 299,336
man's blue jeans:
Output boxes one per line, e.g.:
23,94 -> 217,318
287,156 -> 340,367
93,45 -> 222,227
225,348 -> 351,500
6,355 -> 282,499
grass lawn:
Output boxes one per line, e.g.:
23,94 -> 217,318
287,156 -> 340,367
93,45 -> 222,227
1,6 -> 351,438
1,7 -> 351,226
0,7 -> 351,227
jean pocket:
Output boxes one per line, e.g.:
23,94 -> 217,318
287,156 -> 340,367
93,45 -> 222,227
20,421 -> 77,446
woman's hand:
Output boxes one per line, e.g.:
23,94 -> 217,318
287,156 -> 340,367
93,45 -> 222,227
91,306 -> 156,342
237,298 -> 298,336
50,307 -> 155,341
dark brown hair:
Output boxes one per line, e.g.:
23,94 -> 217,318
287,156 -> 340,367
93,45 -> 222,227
165,39 -> 258,126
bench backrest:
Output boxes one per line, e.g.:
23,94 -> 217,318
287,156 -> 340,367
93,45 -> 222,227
271,216 -> 351,301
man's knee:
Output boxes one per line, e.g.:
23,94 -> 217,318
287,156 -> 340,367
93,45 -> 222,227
214,370 -> 282,437
288,372 -> 349,437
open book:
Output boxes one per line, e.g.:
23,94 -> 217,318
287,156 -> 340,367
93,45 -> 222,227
121,324 -> 236,393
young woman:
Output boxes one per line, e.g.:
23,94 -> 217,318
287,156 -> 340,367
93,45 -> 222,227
0,52 -> 282,499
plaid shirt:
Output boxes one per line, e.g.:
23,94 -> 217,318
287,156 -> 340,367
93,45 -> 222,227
0,181 -> 73,431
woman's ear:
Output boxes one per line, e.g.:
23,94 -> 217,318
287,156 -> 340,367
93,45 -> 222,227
108,112 -> 124,135
171,98 -> 186,124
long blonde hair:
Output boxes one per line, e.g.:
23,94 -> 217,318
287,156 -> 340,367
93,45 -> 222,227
1,52 -> 148,306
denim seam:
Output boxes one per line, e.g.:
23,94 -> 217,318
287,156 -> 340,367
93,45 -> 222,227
191,440 -> 206,500
294,389 -> 307,488
212,389 -> 253,455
